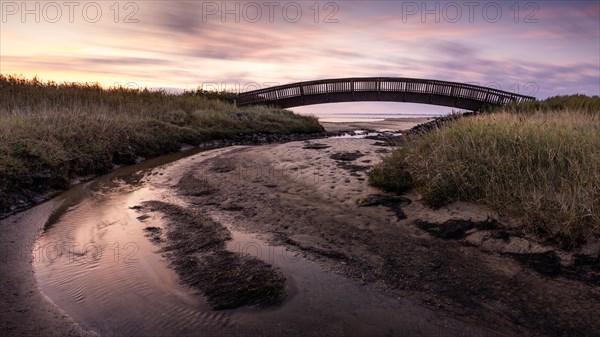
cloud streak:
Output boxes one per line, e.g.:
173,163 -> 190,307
1,0 -> 598,100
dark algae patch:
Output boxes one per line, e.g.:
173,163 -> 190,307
330,151 -> 371,176
175,251 -> 287,310
414,218 -> 600,286
508,251 -> 562,277
415,219 -> 500,240
149,143 -> 600,336
302,142 -> 331,150
176,172 -> 217,196
369,98 -> 600,248
330,151 -> 364,161
357,194 -> 411,220
139,201 -> 287,310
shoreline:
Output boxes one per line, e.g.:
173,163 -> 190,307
319,117 -> 434,133
0,131 -> 329,220
0,117 -> 436,220
0,198 -> 96,337
163,134 -> 599,336
0,118 -> 425,337
3,116 -> 599,336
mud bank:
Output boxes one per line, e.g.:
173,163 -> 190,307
137,200 -> 287,310
173,136 -> 600,337
0,131 -> 328,220
4,117 -> 598,337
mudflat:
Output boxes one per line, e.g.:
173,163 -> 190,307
164,129 -> 600,335
2,118 -> 599,337
320,117 -> 434,133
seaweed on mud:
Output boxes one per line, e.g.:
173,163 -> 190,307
508,251 -> 600,285
177,172 -> 217,196
357,194 -> 411,220
415,219 -> 500,240
303,142 -> 331,150
329,151 -> 372,176
173,251 -> 287,310
144,226 -> 161,234
330,151 -> 364,161
415,218 -> 600,285
374,148 -> 391,154
284,235 -> 348,260
371,141 -> 393,147
138,201 -> 287,310
210,161 -> 236,173
508,251 -> 562,277
143,226 -> 164,244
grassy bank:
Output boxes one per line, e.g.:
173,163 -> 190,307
0,75 -> 323,213
370,95 -> 600,247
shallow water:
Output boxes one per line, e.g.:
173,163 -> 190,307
330,129 -> 403,139
297,112 -> 446,123
30,146 -> 482,337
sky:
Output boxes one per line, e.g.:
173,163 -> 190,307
1,1 -> 599,117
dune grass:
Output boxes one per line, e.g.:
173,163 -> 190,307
370,96 -> 600,247
504,94 -> 600,114
0,75 -> 322,212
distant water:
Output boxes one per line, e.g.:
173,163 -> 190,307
295,112 -> 448,122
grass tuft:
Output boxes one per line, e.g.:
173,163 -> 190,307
0,75 -> 323,212
370,96 -> 600,247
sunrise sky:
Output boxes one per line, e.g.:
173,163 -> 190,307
1,1 -> 599,116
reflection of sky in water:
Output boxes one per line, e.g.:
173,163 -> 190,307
297,112 -> 448,123
293,102 -> 464,122
330,130 -> 403,139
305,113 -> 445,123
31,147 -> 496,337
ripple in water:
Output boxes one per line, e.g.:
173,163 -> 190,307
32,148 -> 493,337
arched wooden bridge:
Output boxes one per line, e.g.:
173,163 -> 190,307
237,77 -> 536,111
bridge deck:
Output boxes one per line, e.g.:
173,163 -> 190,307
237,77 -> 536,111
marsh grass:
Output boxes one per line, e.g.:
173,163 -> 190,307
504,94 -> 600,114
0,75 -> 322,211
370,97 -> 600,247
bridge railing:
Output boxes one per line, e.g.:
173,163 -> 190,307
237,77 -> 536,108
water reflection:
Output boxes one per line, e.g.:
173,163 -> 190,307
31,147 -> 487,337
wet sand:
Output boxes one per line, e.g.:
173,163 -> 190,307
168,122 -> 600,336
2,118 -> 599,336
320,117 -> 434,132
0,200 -> 96,337
0,119 -> 421,337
